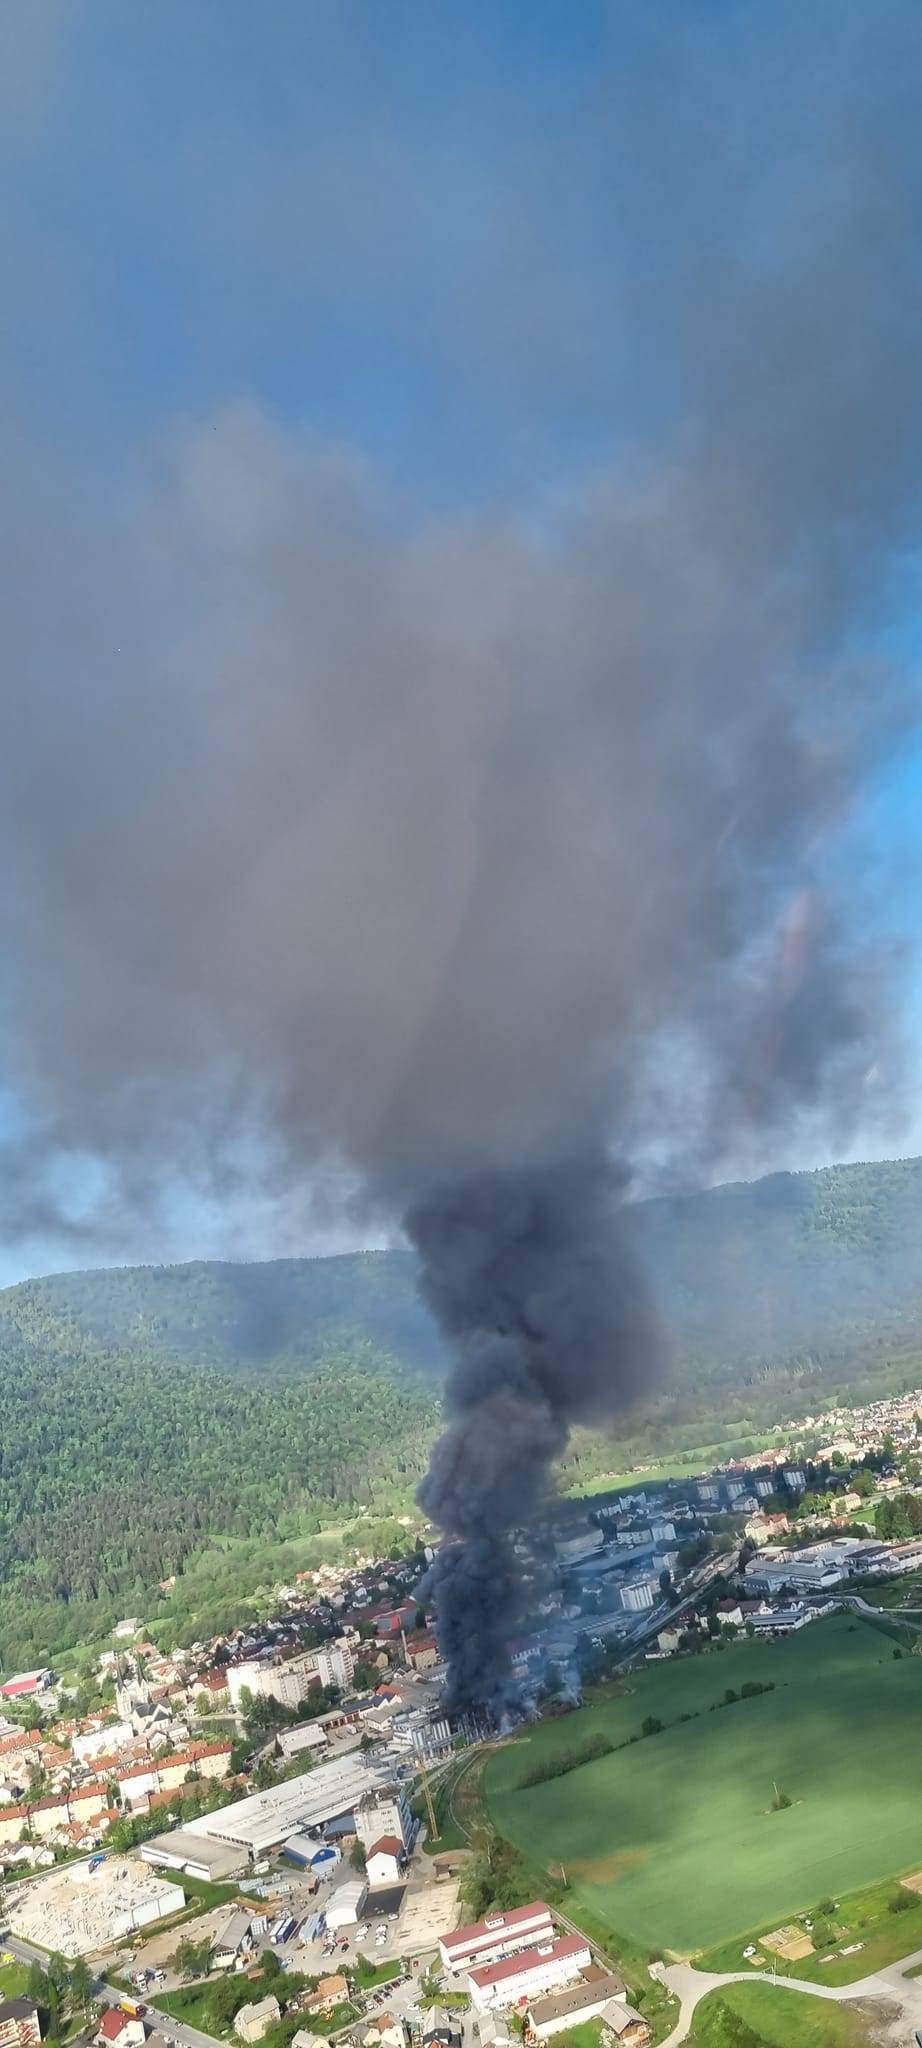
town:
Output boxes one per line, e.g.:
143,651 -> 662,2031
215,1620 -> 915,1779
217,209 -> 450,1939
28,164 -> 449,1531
4,1384 -> 922,2048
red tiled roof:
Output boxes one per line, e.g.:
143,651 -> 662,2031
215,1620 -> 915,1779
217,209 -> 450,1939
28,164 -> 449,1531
97,2010 -> 131,2040
0,1730 -> 38,1755
367,1835 -> 403,1859
469,1935 -> 587,1990
442,1901 -> 552,1956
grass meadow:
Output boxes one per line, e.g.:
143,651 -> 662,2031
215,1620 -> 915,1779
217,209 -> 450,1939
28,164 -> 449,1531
485,1615 -> 922,1953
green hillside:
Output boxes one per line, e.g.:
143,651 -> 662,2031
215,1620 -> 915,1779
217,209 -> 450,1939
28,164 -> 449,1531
3,1155 -> 922,1665
1,1248 -> 443,1379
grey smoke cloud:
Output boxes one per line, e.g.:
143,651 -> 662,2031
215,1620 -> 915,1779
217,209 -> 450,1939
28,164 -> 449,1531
410,1160 -> 664,1710
2,5 -> 922,1698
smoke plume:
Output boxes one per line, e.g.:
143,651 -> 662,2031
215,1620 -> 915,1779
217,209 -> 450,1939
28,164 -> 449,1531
409,1160 -> 665,1711
1,6 -> 922,1702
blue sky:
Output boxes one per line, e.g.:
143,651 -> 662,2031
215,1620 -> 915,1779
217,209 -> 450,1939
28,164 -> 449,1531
2,0 -> 922,1286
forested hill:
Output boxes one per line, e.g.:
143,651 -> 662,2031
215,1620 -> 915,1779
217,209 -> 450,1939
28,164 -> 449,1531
639,1154 -> 922,1375
1,1248 -> 445,1380
4,1155 -> 922,1667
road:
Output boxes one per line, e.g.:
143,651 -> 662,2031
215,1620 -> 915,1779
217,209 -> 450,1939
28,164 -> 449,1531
659,1946 -> 922,2047
2,1930 -> 222,2048
837,1591 -> 922,1633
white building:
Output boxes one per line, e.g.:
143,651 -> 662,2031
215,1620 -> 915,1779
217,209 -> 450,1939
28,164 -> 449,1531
73,1721 -> 135,1764
227,1662 -> 267,1710
620,1579 -> 656,1613
325,1878 -> 367,1929
235,1997 -> 280,2043
277,1722 -> 328,1762
355,1787 -> 414,1853
365,1834 -> 405,1886
440,1901 -> 554,1974
228,1659 -> 318,1713
554,1530 -> 604,1567
468,1936 -> 591,2013
142,1754 -> 381,1869
316,1642 -> 354,1691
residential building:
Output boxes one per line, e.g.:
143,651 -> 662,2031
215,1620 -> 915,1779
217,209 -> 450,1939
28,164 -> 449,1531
235,1998 -> 281,2043
305,1976 -> 349,2014
363,2018 -> 407,2048
365,1834 -> 405,1886
527,1975 -> 626,2039
620,1580 -> 655,1614
315,1641 -> 354,1691
0,2000 -> 41,2048
440,1901 -> 555,1974
601,2003 -> 651,2045
96,2012 -> 145,2048
468,1935 -> 592,2012
405,1635 -> 439,1672
420,2014 -> 461,2048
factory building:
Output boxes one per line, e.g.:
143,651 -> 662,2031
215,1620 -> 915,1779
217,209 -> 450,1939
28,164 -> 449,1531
141,1754 -> 382,1873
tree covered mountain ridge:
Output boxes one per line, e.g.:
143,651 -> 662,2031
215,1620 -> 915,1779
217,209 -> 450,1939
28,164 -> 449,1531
2,1154 -> 922,1666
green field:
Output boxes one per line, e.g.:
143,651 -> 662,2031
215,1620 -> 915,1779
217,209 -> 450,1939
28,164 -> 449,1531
0,1965 -> 30,2000
688,1982 -> 864,2048
485,1615 -> 922,1954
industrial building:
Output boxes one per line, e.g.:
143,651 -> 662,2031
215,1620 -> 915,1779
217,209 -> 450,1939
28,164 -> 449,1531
5,1856 -> 180,1958
468,1935 -> 592,2012
324,1878 -> 367,1929
0,1670 -> 52,1701
743,1538 -> 891,1596
141,1753 -> 382,1873
277,1722 -> 328,1761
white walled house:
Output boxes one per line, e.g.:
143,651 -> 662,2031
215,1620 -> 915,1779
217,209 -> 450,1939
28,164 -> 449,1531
365,1834 -> 405,1886
468,1936 -> 591,2012
440,1902 -> 554,1974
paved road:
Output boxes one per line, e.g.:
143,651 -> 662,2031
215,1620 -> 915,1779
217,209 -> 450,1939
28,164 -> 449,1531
659,1945 -> 922,2047
838,1591 -> 922,1633
2,1930 -> 222,2048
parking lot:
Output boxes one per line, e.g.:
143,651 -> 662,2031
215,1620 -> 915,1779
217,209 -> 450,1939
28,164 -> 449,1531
128,1850 -> 460,1990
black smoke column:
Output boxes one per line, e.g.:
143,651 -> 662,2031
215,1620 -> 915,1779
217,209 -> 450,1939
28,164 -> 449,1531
408,1154 -> 664,1713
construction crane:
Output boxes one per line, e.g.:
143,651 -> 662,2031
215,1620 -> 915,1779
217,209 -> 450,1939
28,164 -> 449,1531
417,1755 -> 439,1840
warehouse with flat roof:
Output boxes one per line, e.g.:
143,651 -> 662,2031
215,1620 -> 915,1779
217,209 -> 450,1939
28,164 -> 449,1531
141,1755 -> 382,1873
